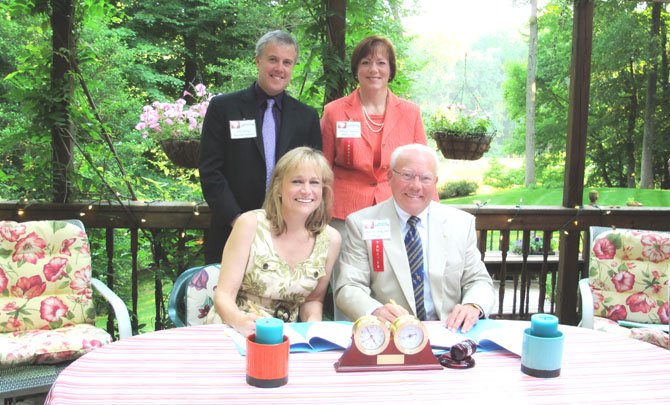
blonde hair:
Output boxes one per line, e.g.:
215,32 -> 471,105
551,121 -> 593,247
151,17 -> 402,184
263,147 -> 334,236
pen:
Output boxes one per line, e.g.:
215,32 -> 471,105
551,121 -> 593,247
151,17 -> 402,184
247,300 -> 272,318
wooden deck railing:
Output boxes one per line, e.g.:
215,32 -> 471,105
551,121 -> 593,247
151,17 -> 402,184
2,201 -> 669,335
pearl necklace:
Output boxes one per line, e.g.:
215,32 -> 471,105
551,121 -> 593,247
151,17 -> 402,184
362,106 -> 384,133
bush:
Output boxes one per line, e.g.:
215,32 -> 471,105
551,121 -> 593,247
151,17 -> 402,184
439,180 -> 479,199
483,158 -> 524,188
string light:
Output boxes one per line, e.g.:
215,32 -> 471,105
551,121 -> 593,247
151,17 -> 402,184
17,209 -> 24,216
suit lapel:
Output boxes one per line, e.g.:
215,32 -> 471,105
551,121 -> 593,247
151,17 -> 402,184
380,201 -> 417,313
237,85 -> 264,157
427,201 -> 448,315
380,90 -> 402,144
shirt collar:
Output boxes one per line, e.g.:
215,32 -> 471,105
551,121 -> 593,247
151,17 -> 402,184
392,201 -> 430,230
254,82 -> 284,110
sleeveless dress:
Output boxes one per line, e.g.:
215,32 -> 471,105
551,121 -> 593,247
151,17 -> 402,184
205,209 -> 330,323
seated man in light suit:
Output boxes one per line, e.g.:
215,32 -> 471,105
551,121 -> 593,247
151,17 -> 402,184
335,143 -> 494,332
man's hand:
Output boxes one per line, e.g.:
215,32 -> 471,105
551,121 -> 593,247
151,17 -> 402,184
372,302 -> 409,322
446,303 -> 482,333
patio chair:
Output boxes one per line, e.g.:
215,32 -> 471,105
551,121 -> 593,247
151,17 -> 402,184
168,264 -> 220,327
579,226 -> 669,349
0,219 -> 131,400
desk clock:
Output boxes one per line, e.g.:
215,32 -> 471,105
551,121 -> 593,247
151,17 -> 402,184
334,315 -> 441,372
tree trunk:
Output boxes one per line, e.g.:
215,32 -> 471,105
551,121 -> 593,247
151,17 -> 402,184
323,0 -> 346,104
524,0 -> 538,187
640,3 -> 661,189
625,60 -> 638,188
183,33 -> 198,103
51,0 -> 75,203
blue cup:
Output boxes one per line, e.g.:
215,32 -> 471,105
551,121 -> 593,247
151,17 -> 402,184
520,328 -> 564,378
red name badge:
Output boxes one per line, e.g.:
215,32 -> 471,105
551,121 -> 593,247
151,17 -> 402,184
372,239 -> 384,272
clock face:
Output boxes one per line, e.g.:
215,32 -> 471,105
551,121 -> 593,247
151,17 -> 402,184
352,315 -> 390,355
391,315 -> 429,355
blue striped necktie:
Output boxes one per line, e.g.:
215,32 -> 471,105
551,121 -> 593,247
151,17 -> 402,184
262,98 -> 276,190
404,216 -> 426,320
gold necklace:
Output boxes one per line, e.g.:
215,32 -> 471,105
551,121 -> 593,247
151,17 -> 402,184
362,106 -> 384,133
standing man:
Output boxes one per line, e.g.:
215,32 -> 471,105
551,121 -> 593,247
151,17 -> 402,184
335,144 -> 494,332
199,30 -> 322,264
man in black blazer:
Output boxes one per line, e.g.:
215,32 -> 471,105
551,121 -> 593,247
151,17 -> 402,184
199,30 -> 322,264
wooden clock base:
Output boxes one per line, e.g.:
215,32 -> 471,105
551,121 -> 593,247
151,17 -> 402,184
334,339 -> 442,372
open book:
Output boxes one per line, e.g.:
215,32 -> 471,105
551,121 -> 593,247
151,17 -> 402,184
426,319 -> 525,356
226,321 -> 353,356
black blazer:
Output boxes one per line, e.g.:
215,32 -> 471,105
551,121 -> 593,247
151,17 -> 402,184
199,83 -> 322,263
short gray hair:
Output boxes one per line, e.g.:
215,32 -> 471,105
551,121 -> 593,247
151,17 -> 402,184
390,144 -> 440,172
255,30 -> 299,63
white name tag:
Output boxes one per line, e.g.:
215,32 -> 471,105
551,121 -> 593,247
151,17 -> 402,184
336,121 -> 362,138
230,120 -> 257,139
362,219 -> 392,240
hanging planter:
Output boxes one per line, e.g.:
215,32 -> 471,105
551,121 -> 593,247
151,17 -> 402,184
159,139 -> 200,169
134,83 -> 212,170
426,104 -> 496,161
432,131 -> 492,161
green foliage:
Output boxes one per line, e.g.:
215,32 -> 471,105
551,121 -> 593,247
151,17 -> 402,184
438,180 -> 479,199
483,158 -> 524,189
426,104 -> 494,136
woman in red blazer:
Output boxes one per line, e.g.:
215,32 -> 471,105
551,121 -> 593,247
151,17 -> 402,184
321,36 -> 427,318
321,36 -> 427,222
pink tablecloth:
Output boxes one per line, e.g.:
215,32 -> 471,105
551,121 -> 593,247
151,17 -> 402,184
46,323 -> 670,404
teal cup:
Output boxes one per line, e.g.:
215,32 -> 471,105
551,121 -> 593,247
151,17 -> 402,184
520,328 -> 564,378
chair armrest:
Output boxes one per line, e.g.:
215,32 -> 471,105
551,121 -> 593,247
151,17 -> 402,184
578,278 -> 594,329
91,278 -> 132,339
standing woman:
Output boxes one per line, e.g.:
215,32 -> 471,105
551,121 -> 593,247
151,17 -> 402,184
321,36 -> 427,317
205,147 -> 341,337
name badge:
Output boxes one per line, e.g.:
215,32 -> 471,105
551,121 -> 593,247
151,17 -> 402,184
230,120 -> 256,139
336,121 -> 361,138
362,219 -> 391,240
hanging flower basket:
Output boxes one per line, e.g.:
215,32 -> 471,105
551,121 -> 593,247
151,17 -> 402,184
432,131 -> 493,160
159,139 -> 200,169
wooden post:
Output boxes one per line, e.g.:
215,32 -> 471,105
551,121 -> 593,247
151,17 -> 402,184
557,0 -> 594,325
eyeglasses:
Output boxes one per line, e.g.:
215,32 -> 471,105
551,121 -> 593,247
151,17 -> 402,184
392,169 -> 436,185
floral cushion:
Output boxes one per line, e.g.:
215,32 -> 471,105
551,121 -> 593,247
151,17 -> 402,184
185,264 -> 220,326
0,323 -> 111,366
593,317 -> 669,349
0,220 -> 110,366
588,228 -> 669,325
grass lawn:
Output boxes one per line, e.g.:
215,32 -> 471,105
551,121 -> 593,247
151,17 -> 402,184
443,187 -> 670,207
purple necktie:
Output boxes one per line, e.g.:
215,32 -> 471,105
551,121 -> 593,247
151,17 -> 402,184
262,98 -> 276,190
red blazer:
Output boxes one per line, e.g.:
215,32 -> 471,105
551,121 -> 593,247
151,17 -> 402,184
321,89 -> 427,220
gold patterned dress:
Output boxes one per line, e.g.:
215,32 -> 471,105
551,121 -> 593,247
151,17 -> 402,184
205,210 -> 329,323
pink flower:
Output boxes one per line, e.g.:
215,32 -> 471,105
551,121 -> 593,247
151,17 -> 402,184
0,267 -> 7,293
12,232 -> 47,264
625,292 -> 656,313
70,267 -> 92,299
606,304 -> 628,321
43,257 -> 69,282
591,291 -> 604,310
658,302 -> 669,324
80,241 -> 90,255
0,222 -> 26,242
593,237 -> 616,259
60,238 -> 76,255
189,269 -> 209,291
198,304 -> 211,319
611,271 -> 635,292
40,296 -> 69,323
640,233 -> 670,263
11,275 -> 46,298
3,301 -> 19,311
6,316 -> 21,329
82,339 -> 104,350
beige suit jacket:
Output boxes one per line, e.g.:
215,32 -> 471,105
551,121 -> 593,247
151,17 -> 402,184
335,199 -> 494,321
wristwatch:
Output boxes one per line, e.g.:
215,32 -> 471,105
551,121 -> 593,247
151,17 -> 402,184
465,303 -> 484,319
